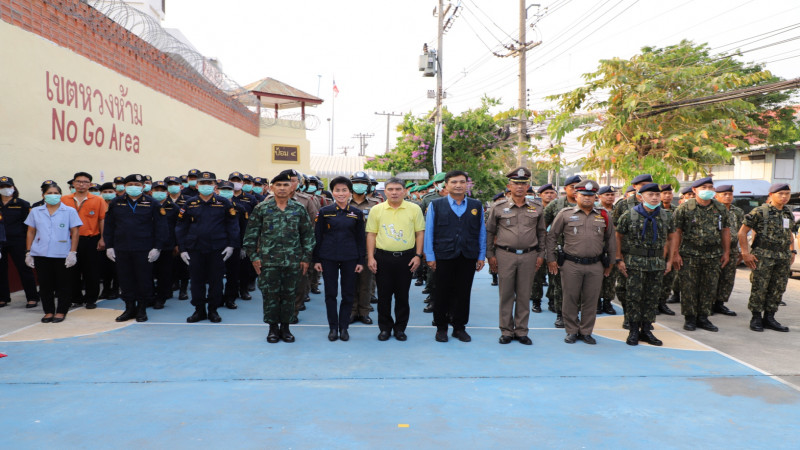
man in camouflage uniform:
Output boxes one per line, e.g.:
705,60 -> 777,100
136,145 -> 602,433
243,171 -> 315,343
655,184 -> 677,316
615,183 -> 676,346
739,183 -> 795,332
420,172 -> 447,313
712,184 -> 744,317
596,185 -> 618,315
672,177 -> 731,332
612,174 -> 653,329
530,183 -> 557,313
666,186 -> 696,305
543,174 -> 582,327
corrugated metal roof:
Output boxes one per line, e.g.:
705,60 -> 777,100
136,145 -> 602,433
310,155 -> 429,180
243,77 -> 323,108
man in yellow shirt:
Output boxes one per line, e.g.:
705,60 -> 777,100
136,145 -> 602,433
366,177 -> 425,342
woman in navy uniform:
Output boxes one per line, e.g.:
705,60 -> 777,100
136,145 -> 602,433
312,176 -> 367,341
0,176 -> 40,308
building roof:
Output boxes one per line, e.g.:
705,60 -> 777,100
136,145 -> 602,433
310,155 -> 429,180
243,77 -> 323,110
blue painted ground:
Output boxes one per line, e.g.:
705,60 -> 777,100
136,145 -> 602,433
1,271 -> 799,448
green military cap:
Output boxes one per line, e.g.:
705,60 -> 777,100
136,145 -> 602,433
432,172 -> 446,183
405,181 -> 416,188
505,166 -> 531,183
422,181 -> 433,189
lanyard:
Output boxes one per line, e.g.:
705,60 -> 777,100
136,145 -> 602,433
127,199 -> 137,214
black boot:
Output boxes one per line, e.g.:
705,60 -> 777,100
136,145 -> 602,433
239,288 -> 252,300
658,301 -> 675,316
186,307 -> 208,323
749,311 -> 764,332
712,301 -> 736,316
266,324 -> 280,343
639,322 -> 663,346
115,302 -> 137,322
625,322 -> 640,346
622,316 -> 630,330
414,276 -> 424,286
683,315 -> 696,331
696,315 -> 718,332
135,301 -> 148,322
603,298 -> 616,315
107,281 -> 119,300
178,280 -> 189,300
208,308 -> 222,323
548,299 -> 555,313
596,298 -> 603,314
491,273 -> 498,286
422,286 -> 431,294
247,281 -> 256,292
280,323 -> 295,342
763,311 -> 789,332
531,300 -> 542,313
554,313 -> 564,328
666,292 -> 680,304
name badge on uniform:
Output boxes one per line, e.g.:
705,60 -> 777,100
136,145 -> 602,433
568,215 -> 579,222
784,218 -> 791,229
503,208 -> 510,213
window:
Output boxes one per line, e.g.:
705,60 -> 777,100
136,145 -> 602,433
774,150 -> 795,179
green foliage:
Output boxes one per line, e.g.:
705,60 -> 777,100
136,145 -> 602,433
365,97 -> 514,202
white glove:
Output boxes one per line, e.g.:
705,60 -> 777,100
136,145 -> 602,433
240,249 -> 247,259
25,252 -> 35,268
65,251 -> 77,268
180,252 -> 191,265
106,248 -> 116,262
147,248 -> 161,263
221,246 -> 234,261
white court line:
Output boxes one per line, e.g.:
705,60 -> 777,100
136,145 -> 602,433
0,323 -> 39,340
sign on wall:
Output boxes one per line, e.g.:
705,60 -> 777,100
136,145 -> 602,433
272,144 -> 299,163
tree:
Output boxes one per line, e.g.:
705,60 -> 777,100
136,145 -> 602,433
545,40 -> 779,184
366,97 -> 514,203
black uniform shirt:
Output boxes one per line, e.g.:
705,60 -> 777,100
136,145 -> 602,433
175,194 -> 240,252
103,194 -> 169,251
312,204 -> 366,265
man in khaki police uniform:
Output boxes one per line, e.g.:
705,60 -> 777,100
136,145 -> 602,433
547,179 -> 615,345
486,167 -> 546,345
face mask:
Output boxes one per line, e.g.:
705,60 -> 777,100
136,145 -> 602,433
181,182 -> 189,188
143,183 -> 152,192
188,180 -> 198,187
151,191 -> 167,201
644,201 -> 660,210
44,194 -> 62,205
0,187 -> 14,197
218,190 -> 234,199
197,185 -> 215,196
253,186 -> 264,194
697,190 -> 715,201
167,185 -> 181,195
307,185 -> 317,194
101,193 -> 116,201
242,184 -> 253,192
69,187 -> 76,194
435,184 -> 443,192
352,184 -> 368,195
594,201 -> 602,208
232,182 -> 244,191
525,195 -> 535,202
115,184 -> 124,192
126,186 -> 143,197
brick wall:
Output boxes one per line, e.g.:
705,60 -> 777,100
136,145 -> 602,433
0,0 -> 260,135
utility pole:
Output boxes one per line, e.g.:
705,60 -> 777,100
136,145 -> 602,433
338,145 -> 353,156
435,0 -> 445,174
352,133 -> 374,156
374,111 -> 404,153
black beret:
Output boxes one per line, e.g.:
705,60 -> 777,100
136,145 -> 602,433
124,174 -> 144,184
564,175 -> 582,186
679,186 -> 693,195
537,183 -> 555,194
99,182 -> 115,191
0,176 -> 13,186
769,183 -> 790,193
659,184 -> 673,192
526,186 -> 534,193
278,169 -> 298,179
272,172 -> 293,184
492,191 -> 507,201
714,184 -> 733,193
625,185 -> 635,194
691,177 -> 713,188
597,186 -> 615,195
638,183 -> 661,194
632,174 -> 653,185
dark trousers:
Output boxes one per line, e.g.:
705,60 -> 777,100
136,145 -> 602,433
223,248 -> 244,300
153,251 -> 175,302
321,259 -> 358,331
434,255 -> 476,332
34,256 -> 72,315
72,235 -> 101,304
100,250 -> 118,293
375,249 -> 414,333
116,250 -> 153,307
0,241 -> 40,301
189,250 -> 225,311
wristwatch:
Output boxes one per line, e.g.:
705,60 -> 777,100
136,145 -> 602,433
415,253 -> 424,258
615,258 -> 623,263
791,250 -> 797,254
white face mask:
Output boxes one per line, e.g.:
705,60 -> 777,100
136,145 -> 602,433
233,182 -> 244,191
0,187 -> 14,197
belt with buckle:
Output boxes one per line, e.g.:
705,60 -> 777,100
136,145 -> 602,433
375,248 -> 415,257
563,252 -> 601,265
497,245 -> 540,255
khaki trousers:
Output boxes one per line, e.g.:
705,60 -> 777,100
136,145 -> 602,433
560,260 -> 604,336
497,250 -> 538,337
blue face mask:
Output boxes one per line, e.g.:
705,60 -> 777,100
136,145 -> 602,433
69,187 -> 76,194
115,184 -> 124,192
188,180 -> 198,187
218,190 -> 234,199
242,184 -> 253,192
197,185 -> 215,196
44,194 -> 61,205
525,195 -> 535,202
307,185 -> 317,194
644,201 -> 660,210
352,184 -> 368,195
167,185 -> 181,195
697,189 -> 715,201
151,191 -> 167,201
125,186 -> 143,197
143,183 -> 152,192
594,201 -> 602,208
181,182 -> 189,189
253,186 -> 264,194
101,193 -> 116,201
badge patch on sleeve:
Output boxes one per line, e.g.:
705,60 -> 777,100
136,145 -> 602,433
229,208 -> 237,216
160,208 -> 166,216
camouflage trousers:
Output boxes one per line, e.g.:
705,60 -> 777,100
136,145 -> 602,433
309,266 -> 321,289
530,264 -> 548,301
715,253 -> 738,304
259,266 -> 300,325
659,269 -> 677,304
548,271 -> 563,312
623,268 -> 662,323
748,256 -> 791,313
295,272 -> 310,313
601,266 -> 618,301
679,256 -> 720,317
615,271 -> 627,308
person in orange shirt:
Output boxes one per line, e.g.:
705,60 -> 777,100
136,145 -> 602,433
61,171 -> 106,309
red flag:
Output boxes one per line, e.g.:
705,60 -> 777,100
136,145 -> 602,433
333,80 -> 340,97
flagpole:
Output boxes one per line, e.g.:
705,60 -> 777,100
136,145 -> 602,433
331,78 -> 336,156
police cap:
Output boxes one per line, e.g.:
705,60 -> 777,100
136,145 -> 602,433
506,166 -> 531,183
631,174 -> 653,185
180,175 -> 188,182
228,172 -> 243,181
123,174 -> 144,184
242,174 -> 254,182
714,184 -> 733,193
253,177 -> 265,186
217,180 -> 234,190
0,176 -> 13,186
164,176 -> 180,185
100,182 -> 115,191
638,183 -> 661,194
187,169 -> 200,177
40,180 -> 57,189
564,174 -> 582,186
537,183 -> 555,194
691,177 -> 713,188
143,175 -> 152,182
575,179 -> 599,194
197,171 -> 216,182
769,183 -> 790,193
113,176 -> 125,184
152,181 -> 167,189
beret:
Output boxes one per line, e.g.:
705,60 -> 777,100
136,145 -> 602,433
537,183 -> 555,194
631,174 -> 653,185
691,177 -> 713,188
597,186 -> 615,195
679,186 -> 693,195
638,182 -> 661,194
432,172 -> 447,183
714,184 -> 733,193
625,185 -> 635,194
564,174 -> 582,186
272,172 -> 292,184
769,183 -> 790,193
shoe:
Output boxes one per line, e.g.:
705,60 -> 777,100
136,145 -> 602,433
626,325 -> 640,346
658,303 -> 675,316
749,312 -> 764,332
683,315 -> 697,331
107,289 -> 119,300
368,305 -> 374,312
136,313 -> 148,322
186,310 -> 208,323
311,287 -> 321,295
548,300 -> 555,313
225,300 -> 238,310
602,299 -> 616,315
339,329 -> 350,341
152,301 -> 165,310
415,278 -> 424,286
26,301 -> 39,309
266,324 -> 280,343
423,303 -> 434,313
350,314 -> 358,324
208,309 -> 222,323
531,301 -> 542,313
596,299 -> 603,314
517,336 -> 533,345
298,303 -> 306,311
304,296 -> 311,303
452,330 -> 471,342
280,324 -> 295,342
247,281 -> 256,292
360,315 -> 373,325
178,289 -> 189,300
580,334 -> 597,345
422,286 -> 431,294
395,330 -> 407,341
239,290 -> 252,300
564,333 -> 578,344
328,329 -> 339,341
136,302 -> 148,322
423,295 -> 433,304
378,330 -> 391,341
290,316 -> 299,324
116,309 -> 137,322
666,293 -> 680,304
435,330 -> 448,342
52,315 -> 66,323
622,317 -> 630,330
763,312 -> 789,332
713,301 -> 736,316
696,316 -> 718,332
370,296 -> 378,304
639,323 -> 663,346
85,302 -> 97,310
41,315 -> 54,323
554,314 -> 564,328
499,335 -> 513,344
432,320 -> 437,327
491,273 -> 498,286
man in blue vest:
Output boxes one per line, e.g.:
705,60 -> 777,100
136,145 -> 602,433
424,170 -> 486,343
